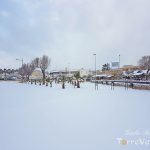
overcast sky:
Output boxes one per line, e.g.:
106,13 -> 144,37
0,0 -> 150,70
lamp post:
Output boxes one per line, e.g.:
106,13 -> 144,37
68,63 -> 70,77
119,54 -> 120,68
4,68 -> 6,80
16,58 -> 24,81
93,54 -> 97,90
16,58 -> 23,67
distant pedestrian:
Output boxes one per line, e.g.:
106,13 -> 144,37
125,82 -> 129,90
96,81 -> 98,90
130,83 -> 134,89
74,81 -> 76,88
111,81 -> 115,90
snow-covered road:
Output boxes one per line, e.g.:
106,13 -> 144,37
0,81 -> 150,150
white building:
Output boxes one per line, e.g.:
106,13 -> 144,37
29,68 -> 43,80
79,68 -> 90,77
50,68 -> 91,78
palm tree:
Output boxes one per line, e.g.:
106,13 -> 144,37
49,77 -> 53,87
46,77 -> 50,86
74,72 -> 81,88
39,80 -> 42,86
61,75 -> 66,89
50,80 -> 53,87
67,76 -> 73,84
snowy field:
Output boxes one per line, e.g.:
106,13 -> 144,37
0,81 -> 150,150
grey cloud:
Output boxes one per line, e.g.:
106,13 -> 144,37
0,0 -> 150,70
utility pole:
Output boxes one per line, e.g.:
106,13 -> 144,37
16,58 -> 24,67
119,54 -> 120,68
16,58 -> 24,81
93,54 -> 97,90
68,62 -> 70,77
4,68 -> 7,80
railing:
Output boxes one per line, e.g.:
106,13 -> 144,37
91,79 -> 150,85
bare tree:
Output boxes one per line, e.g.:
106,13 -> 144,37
32,57 -> 40,68
18,63 -> 35,81
138,55 -> 150,80
26,63 -> 35,80
39,55 -> 50,84
18,64 -> 27,81
18,55 -> 50,83
60,75 -> 66,89
74,72 -> 81,88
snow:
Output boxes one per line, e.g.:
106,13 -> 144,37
123,70 -> 150,77
132,70 -> 144,76
34,68 -> 42,72
93,74 -> 113,79
0,81 -> 150,150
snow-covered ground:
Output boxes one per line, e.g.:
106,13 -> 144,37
0,81 -> 150,150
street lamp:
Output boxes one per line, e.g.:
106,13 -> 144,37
67,63 -> 70,76
93,54 -> 97,90
119,54 -> 120,68
4,68 -> 7,80
16,58 -> 24,67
